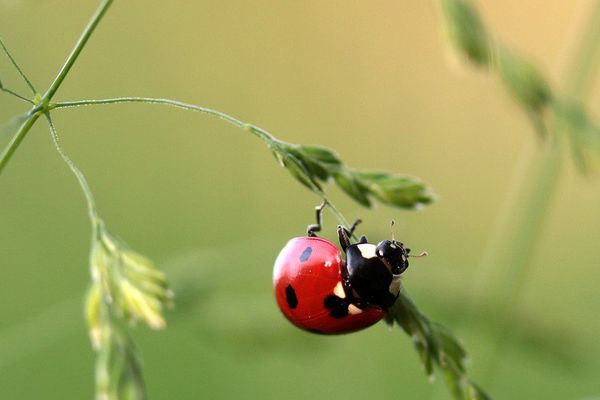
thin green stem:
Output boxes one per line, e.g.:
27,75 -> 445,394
466,0 -> 600,385
53,97 -> 353,228
0,86 -> 34,104
0,37 -> 37,94
54,97 -> 247,130
0,0 -> 113,178
43,0 -> 113,101
563,1 -> 600,99
479,138 -> 561,381
0,111 -> 41,175
45,114 -> 100,226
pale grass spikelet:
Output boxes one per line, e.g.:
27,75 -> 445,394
85,283 -> 104,350
118,280 -> 166,329
117,247 -> 172,328
84,223 -> 170,399
87,224 -> 172,333
90,237 -> 113,298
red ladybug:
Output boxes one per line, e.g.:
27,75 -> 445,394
273,202 -> 414,334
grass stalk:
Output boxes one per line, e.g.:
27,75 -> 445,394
0,111 -> 41,174
42,0 -> 113,101
464,0 -> 600,384
0,0 -> 113,178
52,97 -> 354,229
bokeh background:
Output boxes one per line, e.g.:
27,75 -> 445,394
1,1 -> 599,399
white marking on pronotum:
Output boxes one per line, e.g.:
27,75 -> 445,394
333,282 -> 346,298
389,276 -> 401,295
356,244 -> 377,259
348,304 -> 363,315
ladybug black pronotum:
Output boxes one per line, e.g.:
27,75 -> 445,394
273,202 -> 422,334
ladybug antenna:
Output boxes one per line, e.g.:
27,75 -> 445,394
390,220 -> 396,242
408,251 -> 428,258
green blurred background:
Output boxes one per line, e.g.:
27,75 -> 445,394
1,1 -> 599,399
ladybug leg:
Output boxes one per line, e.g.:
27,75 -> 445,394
348,219 -> 362,237
337,225 -> 352,252
337,245 -> 369,310
339,275 -> 369,310
307,200 -> 327,237
337,221 -> 367,250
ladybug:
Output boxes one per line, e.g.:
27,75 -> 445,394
273,201 -> 419,334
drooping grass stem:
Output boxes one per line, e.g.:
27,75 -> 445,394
51,96 -> 353,229
480,136 -> 562,379
45,115 -> 100,226
466,0 -> 600,383
53,97 -> 247,130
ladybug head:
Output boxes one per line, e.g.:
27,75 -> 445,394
375,240 -> 409,275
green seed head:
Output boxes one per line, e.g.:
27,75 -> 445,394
495,46 -> 552,112
442,0 -> 492,66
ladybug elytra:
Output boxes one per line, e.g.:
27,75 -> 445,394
273,202 -> 419,334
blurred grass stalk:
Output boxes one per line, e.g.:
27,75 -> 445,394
443,0 -> 600,384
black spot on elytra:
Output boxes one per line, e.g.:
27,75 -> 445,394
285,285 -> 298,309
299,246 -> 312,262
324,295 -> 349,319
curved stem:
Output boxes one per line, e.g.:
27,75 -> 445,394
53,96 -> 353,228
54,97 -> 279,145
54,97 -> 247,130
45,114 -> 100,226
